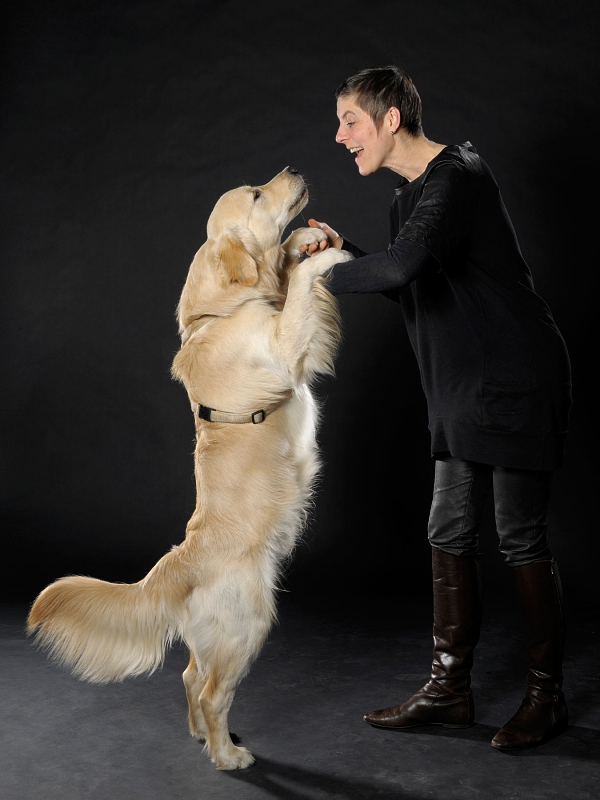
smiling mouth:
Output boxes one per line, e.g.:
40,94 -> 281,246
350,147 -> 363,155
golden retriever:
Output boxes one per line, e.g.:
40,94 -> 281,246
27,167 -> 354,770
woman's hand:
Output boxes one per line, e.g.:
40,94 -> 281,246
299,219 -> 344,256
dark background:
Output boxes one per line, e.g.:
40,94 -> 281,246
1,0 -> 598,609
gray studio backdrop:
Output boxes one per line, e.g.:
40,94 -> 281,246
2,0 -> 597,605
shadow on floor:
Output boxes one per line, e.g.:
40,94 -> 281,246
226,753 -> 425,800
224,722 -> 600,799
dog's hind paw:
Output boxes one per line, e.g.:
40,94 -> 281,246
214,745 -> 255,770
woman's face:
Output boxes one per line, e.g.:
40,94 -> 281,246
335,94 -> 393,176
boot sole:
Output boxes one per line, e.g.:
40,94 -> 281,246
366,720 -> 473,731
491,739 -> 549,752
490,725 -> 568,752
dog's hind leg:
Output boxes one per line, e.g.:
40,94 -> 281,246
200,664 -> 255,770
187,577 -> 274,770
183,652 -> 208,741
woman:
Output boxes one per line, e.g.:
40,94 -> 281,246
302,65 -> 572,751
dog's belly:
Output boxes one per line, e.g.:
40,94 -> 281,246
190,383 -> 320,559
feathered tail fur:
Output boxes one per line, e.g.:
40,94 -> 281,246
27,546 -> 194,683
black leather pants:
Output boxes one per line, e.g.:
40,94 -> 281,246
428,455 -> 553,566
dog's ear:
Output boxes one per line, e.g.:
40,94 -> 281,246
216,230 -> 259,286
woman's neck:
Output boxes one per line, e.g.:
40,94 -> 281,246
385,133 -> 447,182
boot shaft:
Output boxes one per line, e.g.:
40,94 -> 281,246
512,559 -> 564,693
430,547 -> 483,690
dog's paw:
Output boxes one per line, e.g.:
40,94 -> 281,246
214,745 -> 255,770
282,227 -> 327,257
308,247 -> 354,276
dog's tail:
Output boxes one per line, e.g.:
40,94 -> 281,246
26,545 -> 195,683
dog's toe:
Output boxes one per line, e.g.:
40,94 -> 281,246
215,746 -> 255,770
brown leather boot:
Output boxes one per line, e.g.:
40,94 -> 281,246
364,547 -> 482,730
491,559 -> 568,751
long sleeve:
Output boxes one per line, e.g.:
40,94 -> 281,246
324,156 -> 483,297
325,237 -> 435,295
337,237 -> 367,259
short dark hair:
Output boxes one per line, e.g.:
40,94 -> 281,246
335,65 -> 423,136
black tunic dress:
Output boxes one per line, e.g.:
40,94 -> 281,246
327,142 -> 571,471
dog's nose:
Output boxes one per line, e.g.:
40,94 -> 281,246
286,166 -> 299,175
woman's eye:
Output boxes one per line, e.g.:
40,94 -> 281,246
346,121 -> 354,127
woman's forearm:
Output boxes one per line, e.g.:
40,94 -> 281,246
326,238 -> 435,295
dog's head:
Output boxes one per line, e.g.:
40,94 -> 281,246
177,167 -> 308,335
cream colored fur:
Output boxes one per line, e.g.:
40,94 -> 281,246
27,167 -> 354,770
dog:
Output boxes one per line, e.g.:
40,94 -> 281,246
27,166 -> 354,770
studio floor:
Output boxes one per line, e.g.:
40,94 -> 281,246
1,592 -> 598,800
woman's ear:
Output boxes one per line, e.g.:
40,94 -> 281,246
389,106 -> 401,135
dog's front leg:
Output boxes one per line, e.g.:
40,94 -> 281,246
274,248 -> 353,372
281,226 -> 327,271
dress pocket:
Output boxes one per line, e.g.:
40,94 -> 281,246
482,380 -> 567,433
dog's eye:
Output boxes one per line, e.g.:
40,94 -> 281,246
253,190 -> 261,200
